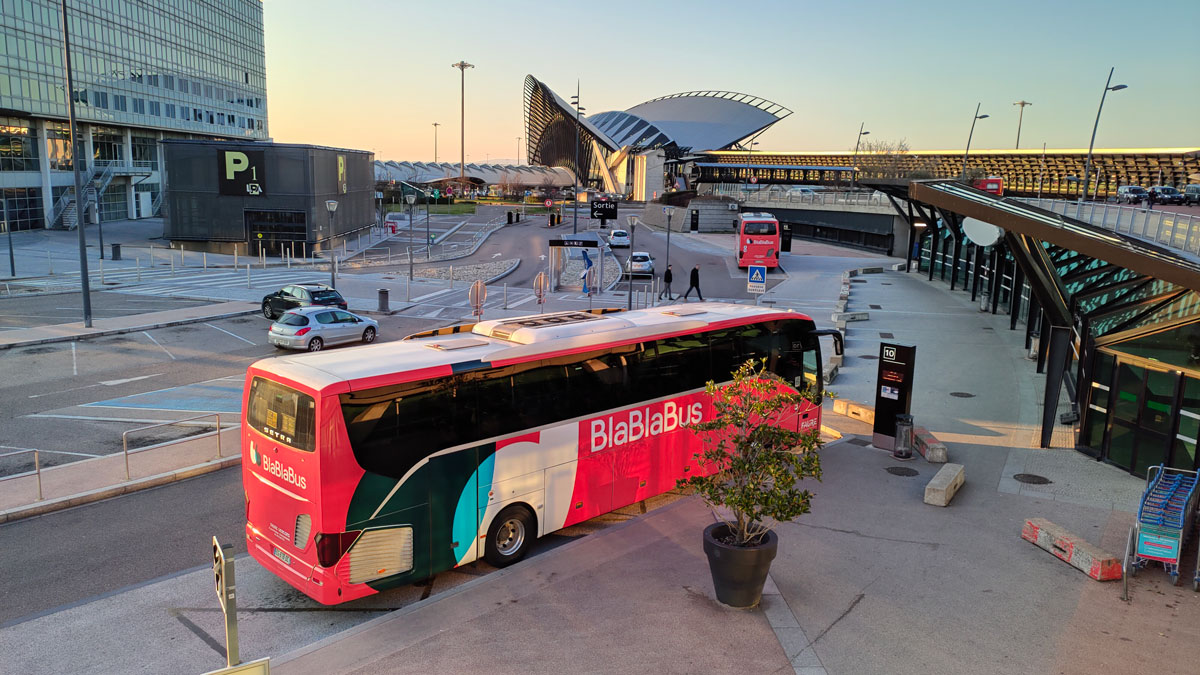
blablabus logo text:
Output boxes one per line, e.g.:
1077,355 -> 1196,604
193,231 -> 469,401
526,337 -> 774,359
590,399 -> 704,452
260,454 -> 307,490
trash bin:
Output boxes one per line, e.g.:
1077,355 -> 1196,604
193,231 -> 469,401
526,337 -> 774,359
111,243 -> 122,260
377,288 -> 389,313
1027,331 -> 1040,360
893,414 -> 914,459
507,211 -> 513,224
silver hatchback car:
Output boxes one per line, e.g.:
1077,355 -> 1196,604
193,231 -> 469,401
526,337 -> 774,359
268,306 -> 379,352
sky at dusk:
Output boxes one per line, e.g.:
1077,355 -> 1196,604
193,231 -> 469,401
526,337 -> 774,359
263,0 -> 1199,163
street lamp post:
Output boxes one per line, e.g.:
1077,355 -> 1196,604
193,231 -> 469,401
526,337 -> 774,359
325,200 -> 338,288
1081,68 -> 1128,203
663,206 -> 675,274
451,61 -> 474,193
432,122 -> 439,163
960,103 -> 990,181
61,0 -> 92,327
1012,100 -> 1032,149
571,82 -> 585,235
627,219 -> 636,310
424,190 -> 431,260
852,123 -> 870,185
405,194 -> 417,280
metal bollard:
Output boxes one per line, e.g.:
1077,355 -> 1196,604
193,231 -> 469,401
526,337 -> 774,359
180,244 -> 185,267
203,252 -> 207,270
449,265 -> 454,289
47,249 -> 53,274
377,288 -> 389,313
136,256 -> 141,282
99,257 -> 104,284
35,450 -> 43,501
357,233 -> 362,252
504,283 -> 508,309
246,262 -> 251,288
232,245 -> 236,269
171,254 -> 175,276
893,414 -> 914,459
149,243 -> 155,267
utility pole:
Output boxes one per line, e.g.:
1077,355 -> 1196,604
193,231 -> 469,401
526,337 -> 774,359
61,0 -> 92,327
1013,100 -> 1032,149
451,61 -> 474,192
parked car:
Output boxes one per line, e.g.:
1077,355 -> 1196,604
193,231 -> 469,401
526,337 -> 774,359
1184,185 -> 1200,206
608,229 -> 631,248
1148,186 -> 1185,205
261,283 -> 347,319
268,306 -> 378,352
625,251 -> 654,277
1116,185 -> 1148,204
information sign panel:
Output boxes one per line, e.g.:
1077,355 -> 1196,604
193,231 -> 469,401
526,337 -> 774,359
871,343 -> 916,450
747,265 -> 766,294
591,200 -> 618,220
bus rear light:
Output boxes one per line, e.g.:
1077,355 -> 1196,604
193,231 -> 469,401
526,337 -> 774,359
296,327 -> 312,336
768,248 -> 775,258
314,531 -> 361,567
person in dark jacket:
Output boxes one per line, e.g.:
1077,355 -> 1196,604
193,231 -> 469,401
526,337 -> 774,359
658,264 -> 674,300
682,264 -> 704,301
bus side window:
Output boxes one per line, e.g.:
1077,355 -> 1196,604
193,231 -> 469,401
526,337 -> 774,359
513,362 -> 571,428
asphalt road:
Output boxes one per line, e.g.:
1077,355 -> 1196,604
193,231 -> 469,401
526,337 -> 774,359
0,292 -> 208,330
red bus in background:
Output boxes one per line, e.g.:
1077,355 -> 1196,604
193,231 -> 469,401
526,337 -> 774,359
973,176 -> 1004,196
737,212 -> 781,269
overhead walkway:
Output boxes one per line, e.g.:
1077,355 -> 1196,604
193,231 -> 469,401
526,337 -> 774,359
895,179 -> 1200,478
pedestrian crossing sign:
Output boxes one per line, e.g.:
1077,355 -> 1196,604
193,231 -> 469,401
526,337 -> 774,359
747,265 -> 766,294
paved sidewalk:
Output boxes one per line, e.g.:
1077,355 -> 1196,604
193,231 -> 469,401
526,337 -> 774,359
0,300 -> 258,349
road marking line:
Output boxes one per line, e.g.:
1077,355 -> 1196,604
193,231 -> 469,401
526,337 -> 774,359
411,288 -> 454,302
99,374 -> 165,386
142,331 -> 176,360
508,294 -> 537,308
27,413 -> 240,425
205,322 -> 257,345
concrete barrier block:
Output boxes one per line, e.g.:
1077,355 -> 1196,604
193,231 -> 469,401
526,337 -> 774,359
832,311 -> 869,322
1021,518 -> 1122,581
859,266 -> 883,274
832,399 -> 849,415
924,463 -> 965,506
835,320 -> 847,332
913,427 -> 948,463
823,363 -> 839,385
845,402 -> 874,425
846,269 -> 859,277
828,353 -> 844,367
890,262 -> 906,271
834,300 -> 847,313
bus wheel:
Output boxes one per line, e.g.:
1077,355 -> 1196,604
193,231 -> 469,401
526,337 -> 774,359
485,505 -> 535,567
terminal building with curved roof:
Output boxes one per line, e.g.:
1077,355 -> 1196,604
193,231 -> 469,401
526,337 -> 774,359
523,75 -> 791,199
373,160 -> 572,189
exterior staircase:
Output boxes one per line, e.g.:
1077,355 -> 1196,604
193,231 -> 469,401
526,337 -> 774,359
52,161 -> 116,229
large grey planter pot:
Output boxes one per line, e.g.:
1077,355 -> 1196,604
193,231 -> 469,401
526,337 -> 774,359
702,522 -> 778,608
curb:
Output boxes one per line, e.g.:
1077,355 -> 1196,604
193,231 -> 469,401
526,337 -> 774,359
0,455 -> 240,524
0,308 -> 261,351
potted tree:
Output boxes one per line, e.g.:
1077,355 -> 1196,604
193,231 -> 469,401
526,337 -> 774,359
679,358 -> 824,608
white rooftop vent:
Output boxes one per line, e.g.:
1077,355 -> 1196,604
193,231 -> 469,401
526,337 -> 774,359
663,307 -> 707,317
473,311 -> 635,344
425,338 -> 489,351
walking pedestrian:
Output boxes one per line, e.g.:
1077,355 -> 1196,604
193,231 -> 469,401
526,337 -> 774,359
1146,190 -> 1155,211
682,264 -> 704,301
658,264 -> 675,300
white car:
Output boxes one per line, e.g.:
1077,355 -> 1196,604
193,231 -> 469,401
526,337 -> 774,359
608,229 -> 631,248
268,306 -> 379,352
625,251 -> 654,277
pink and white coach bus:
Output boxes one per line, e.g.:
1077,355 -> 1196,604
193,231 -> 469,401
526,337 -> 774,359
242,303 -> 839,604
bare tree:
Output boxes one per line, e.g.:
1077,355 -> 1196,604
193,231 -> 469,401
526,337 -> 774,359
855,138 -> 937,179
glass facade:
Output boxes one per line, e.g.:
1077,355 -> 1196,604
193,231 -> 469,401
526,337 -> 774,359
0,115 -> 38,171
1,186 -> 43,230
0,0 -> 267,140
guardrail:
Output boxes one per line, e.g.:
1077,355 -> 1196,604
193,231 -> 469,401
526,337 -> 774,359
1017,198 -> 1200,257
0,450 -> 44,501
121,413 -> 224,481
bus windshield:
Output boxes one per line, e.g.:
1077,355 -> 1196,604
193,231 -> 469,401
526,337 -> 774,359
743,221 -> 777,235
247,377 -> 316,451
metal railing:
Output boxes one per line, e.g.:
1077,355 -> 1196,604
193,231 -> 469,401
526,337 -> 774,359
1018,198 -> 1200,257
0,449 -> 44,501
120,413 -> 224,481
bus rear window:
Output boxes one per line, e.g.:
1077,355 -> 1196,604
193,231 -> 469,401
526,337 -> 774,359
248,377 -> 316,452
744,222 -> 777,235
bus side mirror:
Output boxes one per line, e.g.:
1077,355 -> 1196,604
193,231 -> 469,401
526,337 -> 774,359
810,329 -> 844,356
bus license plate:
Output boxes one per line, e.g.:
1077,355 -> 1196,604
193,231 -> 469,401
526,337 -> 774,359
273,547 -> 292,566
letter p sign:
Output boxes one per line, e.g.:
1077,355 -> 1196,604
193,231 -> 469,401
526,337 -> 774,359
218,149 -> 266,196
225,151 -> 249,180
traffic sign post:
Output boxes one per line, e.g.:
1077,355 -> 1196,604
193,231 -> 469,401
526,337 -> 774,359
663,206 -> 675,276
212,536 -> 239,667
747,265 -> 766,304
469,279 -> 487,320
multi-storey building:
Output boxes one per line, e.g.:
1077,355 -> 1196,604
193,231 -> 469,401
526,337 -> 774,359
0,0 -> 267,232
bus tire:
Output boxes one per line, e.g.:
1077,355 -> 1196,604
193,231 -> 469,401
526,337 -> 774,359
484,504 -> 536,567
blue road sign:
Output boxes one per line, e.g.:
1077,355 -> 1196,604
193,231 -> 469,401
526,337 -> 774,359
747,265 -> 766,294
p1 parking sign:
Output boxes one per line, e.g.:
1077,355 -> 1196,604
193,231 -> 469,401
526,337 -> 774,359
218,150 -> 266,197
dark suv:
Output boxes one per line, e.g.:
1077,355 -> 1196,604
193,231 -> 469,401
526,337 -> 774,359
262,283 -> 347,319
1185,185 -> 1200,206
1148,186 -> 1185,205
